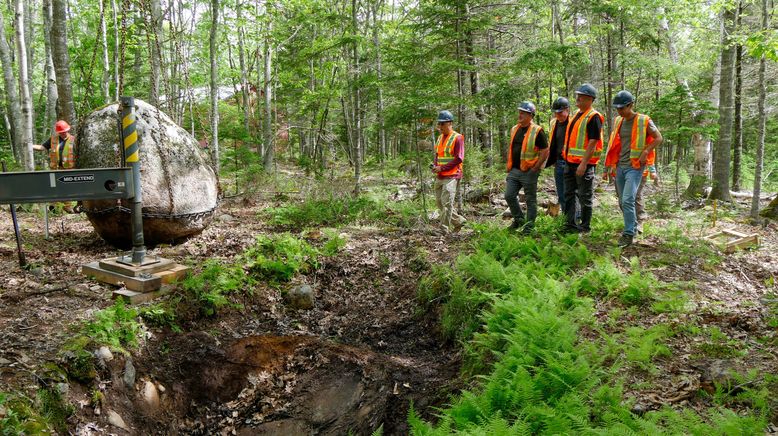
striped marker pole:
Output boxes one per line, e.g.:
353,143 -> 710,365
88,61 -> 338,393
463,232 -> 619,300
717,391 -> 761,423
120,96 -> 146,264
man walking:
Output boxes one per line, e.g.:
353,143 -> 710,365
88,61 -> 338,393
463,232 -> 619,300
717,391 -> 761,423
562,84 -> 604,233
504,101 -> 548,234
431,110 -> 466,232
545,97 -> 579,220
604,90 -> 662,247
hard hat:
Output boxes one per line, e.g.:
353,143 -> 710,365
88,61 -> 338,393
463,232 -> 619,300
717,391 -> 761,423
551,97 -> 570,112
55,120 -> 71,134
518,101 -> 536,115
612,90 -> 635,108
575,83 -> 597,99
436,110 -> 454,123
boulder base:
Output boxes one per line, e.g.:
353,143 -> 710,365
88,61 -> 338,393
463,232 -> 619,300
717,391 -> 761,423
77,100 -> 218,247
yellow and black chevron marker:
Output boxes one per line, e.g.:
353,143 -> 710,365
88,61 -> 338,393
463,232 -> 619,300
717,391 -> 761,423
122,105 -> 139,164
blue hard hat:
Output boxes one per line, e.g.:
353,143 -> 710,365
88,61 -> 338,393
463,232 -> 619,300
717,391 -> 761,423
518,101 -> 536,115
552,97 -> 570,112
575,83 -> 598,99
612,90 -> 635,108
436,110 -> 454,123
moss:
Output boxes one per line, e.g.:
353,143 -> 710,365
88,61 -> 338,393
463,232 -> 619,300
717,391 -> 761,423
683,175 -> 710,200
60,349 -> 97,383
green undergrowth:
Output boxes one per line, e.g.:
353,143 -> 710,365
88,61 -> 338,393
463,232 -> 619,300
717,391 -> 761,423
175,231 -> 342,317
411,224 -> 769,434
265,193 -> 423,229
0,389 -> 74,435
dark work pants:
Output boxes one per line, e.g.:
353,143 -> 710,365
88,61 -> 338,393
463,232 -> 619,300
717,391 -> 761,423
505,168 -> 539,224
563,162 -> 595,231
555,160 -> 580,221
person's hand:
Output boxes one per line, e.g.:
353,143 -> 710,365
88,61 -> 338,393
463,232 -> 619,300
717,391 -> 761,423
431,165 -> 441,174
639,151 -> 648,165
575,164 -> 585,177
531,165 -> 542,173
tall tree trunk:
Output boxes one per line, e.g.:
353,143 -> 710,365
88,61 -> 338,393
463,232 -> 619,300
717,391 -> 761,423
710,7 -> 736,202
0,10 -> 23,163
660,8 -> 712,197
263,0 -> 274,170
552,0 -> 569,95
237,0 -> 251,140
43,0 -> 58,140
371,0 -> 386,160
750,0 -> 768,219
24,0 -> 35,133
731,3 -> 743,192
351,0 -> 362,193
51,0 -> 77,127
15,0 -> 34,171
149,0 -> 163,106
99,0 -> 111,103
111,0 -> 119,100
464,3 -> 490,167
209,0 -> 220,172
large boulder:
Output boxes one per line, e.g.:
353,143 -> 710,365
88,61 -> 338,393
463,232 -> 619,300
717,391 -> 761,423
77,100 -> 218,248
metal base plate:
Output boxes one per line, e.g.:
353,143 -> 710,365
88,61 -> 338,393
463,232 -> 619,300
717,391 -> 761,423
100,257 -> 173,277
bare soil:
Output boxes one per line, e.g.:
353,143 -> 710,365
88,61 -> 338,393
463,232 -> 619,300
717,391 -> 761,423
1,174 -> 776,434
0,191 -> 465,435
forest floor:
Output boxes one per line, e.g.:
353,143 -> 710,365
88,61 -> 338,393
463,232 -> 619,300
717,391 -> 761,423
0,163 -> 777,434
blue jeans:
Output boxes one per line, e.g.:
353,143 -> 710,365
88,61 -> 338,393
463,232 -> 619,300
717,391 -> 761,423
615,166 -> 644,236
555,160 -> 580,221
505,168 -> 539,224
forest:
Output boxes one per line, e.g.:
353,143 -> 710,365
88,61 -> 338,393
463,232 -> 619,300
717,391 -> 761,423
0,0 -> 777,434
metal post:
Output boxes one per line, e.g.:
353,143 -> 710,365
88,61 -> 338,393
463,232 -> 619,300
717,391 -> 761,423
120,96 -> 146,265
2,161 -> 27,267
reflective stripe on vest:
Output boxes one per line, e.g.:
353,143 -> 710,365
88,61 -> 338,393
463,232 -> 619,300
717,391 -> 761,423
436,131 -> 462,177
520,123 -> 543,171
49,134 -> 76,169
563,108 -> 604,164
506,123 -> 542,172
607,114 -> 652,170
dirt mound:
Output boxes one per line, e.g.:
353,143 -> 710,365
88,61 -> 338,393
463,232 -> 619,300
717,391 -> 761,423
118,334 -> 435,435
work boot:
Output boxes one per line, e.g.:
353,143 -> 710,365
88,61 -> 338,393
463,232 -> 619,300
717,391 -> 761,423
520,222 -> 534,235
561,224 -> 580,234
507,219 -> 525,231
617,234 -> 633,248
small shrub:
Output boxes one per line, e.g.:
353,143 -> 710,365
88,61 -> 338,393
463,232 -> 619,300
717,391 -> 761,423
0,392 -> 51,434
267,195 -> 379,227
36,388 -> 74,434
181,260 -> 249,317
243,234 -> 319,283
321,229 -> 347,256
140,304 -> 182,332
82,300 -> 144,351
697,326 -> 746,358
624,325 -> 671,371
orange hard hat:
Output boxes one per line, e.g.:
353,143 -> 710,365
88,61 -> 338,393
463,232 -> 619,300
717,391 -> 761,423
55,120 -> 70,134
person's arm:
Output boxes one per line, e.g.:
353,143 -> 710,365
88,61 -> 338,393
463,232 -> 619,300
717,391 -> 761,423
576,116 -> 602,176
532,130 -> 549,172
640,121 -> 662,165
33,138 -> 51,152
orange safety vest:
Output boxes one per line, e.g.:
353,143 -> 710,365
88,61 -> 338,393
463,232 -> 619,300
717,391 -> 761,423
604,114 -> 656,173
435,131 -> 463,177
49,133 -> 76,169
506,122 -> 543,172
563,108 -> 604,165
